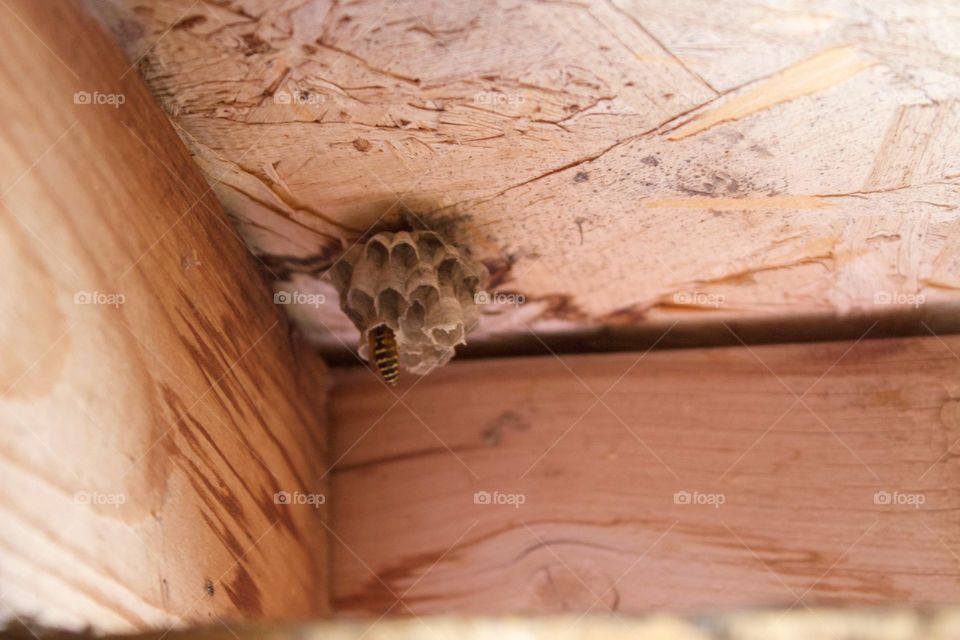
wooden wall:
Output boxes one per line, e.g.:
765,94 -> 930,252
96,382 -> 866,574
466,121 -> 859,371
0,1 -> 330,632
330,333 -> 960,615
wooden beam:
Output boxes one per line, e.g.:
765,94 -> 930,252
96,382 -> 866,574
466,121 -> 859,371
0,1 -> 330,632
8,609 -> 960,640
330,334 -> 960,615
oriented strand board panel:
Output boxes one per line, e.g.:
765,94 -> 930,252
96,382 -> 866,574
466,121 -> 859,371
0,0 -> 330,632
94,0 -> 960,356
330,334 -> 960,615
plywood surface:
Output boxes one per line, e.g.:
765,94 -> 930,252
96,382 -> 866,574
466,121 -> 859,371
329,333 -> 960,615
94,0 -> 960,356
0,0 -> 330,632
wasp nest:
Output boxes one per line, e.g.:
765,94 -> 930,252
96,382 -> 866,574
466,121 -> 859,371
330,231 -> 488,376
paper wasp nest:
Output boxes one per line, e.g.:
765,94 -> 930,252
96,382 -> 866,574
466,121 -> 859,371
330,231 -> 488,376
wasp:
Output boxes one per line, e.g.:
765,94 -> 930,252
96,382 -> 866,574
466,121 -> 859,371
368,325 -> 399,385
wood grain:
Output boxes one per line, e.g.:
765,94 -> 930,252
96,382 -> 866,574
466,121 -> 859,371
9,609 -> 960,640
0,0 -> 329,632
329,334 -> 960,615
93,0 -> 960,357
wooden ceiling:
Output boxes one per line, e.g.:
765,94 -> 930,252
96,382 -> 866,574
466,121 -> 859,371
96,0 -> 960,358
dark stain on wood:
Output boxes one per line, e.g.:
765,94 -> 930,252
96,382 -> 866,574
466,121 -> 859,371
601,303 -> 649,325
241,33 -> 272,56
223,565 -> 264,614
255,248 -> 343,281
172,15 -> 206,30
534,294 -> 588,322
481,253 -> 518,289
482,410 -> 530,447
332,444 -> 486,474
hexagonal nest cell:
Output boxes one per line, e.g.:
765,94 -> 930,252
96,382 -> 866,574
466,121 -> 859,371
330,231 -> 488,376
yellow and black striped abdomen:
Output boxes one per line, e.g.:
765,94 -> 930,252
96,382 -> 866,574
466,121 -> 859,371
369,325 -> 399,385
